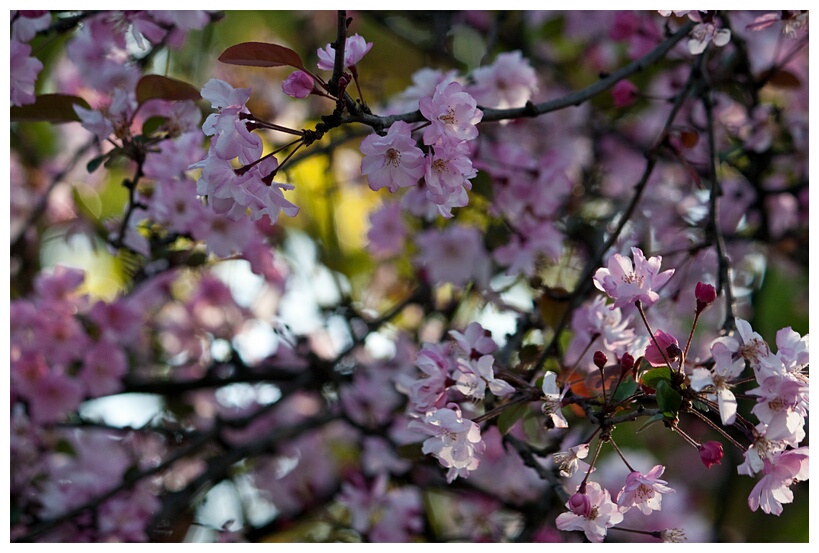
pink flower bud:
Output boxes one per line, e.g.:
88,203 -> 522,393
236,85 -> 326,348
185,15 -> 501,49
644,329 -> 679,367
568,492 -> 592,517
593,351 -> 607,370
612,79 -> 639,108
697,441 -> 723,468
282,70 -> 315,99
695,282 -> 717,313
620,352 -> 635,371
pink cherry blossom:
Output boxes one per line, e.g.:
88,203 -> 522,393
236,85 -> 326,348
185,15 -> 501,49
556,481 -> 624,542
453,355 -> 514,400
366,201 -> 407,258
449,322 -> 497,358
316,33 -> 373,70
492,220 -> 563,277
688,21 -> 731,55
774,326 -> 809,375
553,443 -> 591,477
541,371 -> 568,429
79,341 -> 128,397
690,340 -> 746,425
414,224 -> 491,288
360,120 -> 426,193
747,447 -> 809,515
11,10 -> 52,42
616,464 -> 675,514
419,81 -> 483,145
749,375 -> 808,445
593,247 -> 675,309
566,296 -> 636,370
10,39 -> 43,106
408,403 -> 485,482
423,139 -> 477,211
389,67 -> 459,113
27,371 -> 85,424
402,342 -> 453,412
468,50 -> 538,109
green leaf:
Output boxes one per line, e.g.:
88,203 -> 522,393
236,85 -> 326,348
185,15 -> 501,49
640,365 -> 672,391
136,75 -> 201,105
612,378 -> 638,404
518,344 -> 541,365
655,379 -> 682,420
55,438 -> 77,456
396,443 -> 424,460
142,116 -> 168,137
637,413 -> 665,432
218,42 -> 306,71
86,153 -> 109,174
10,93 -> 91,124
497,401 -> 529,435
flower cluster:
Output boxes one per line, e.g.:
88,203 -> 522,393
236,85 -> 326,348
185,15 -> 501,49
402,323 -> 508,481
361,81 -> 483,218
190,79 -> 299,227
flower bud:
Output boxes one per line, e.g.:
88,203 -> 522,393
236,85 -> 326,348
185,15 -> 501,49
612,79 -> 639,108
695,282 -> 717,313
281,70 -> 315,99
568,492 -> 592,517
645,329 -> 679,367
697,441 -> 723,468
593,351 -> 607,370
620,352 -> 635,371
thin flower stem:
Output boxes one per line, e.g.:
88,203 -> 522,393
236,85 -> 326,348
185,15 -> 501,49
598,363 -> 608,405
636,301 -> 675,370
700,67 -> 737,333
608,527 -> 669,541
249,119 -> 306,137
564,333 -> 600,387
580,439 -> 605,489
683,311 -> 700,358
670,424 -> 701,449
609,438 -> 635,473
685,405 -> 746,452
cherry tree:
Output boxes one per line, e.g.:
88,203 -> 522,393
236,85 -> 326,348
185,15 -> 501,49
9,9 -> 809,543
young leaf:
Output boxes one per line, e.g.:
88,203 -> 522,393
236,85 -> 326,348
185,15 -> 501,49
640,365 -> 672,391
636,413 -> 665,433
218,42 -> 306,72
497,401 -> 529,435
86,153 -> 110,174
612,378 -> 638,404
655,379 -> 682,420
136,75 -> 201,106
10,94 -> 91,124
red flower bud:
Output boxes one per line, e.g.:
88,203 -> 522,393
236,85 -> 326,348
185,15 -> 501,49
695,282 -> 717,313
593,351 -> 607,370
620,352 -> 635,371
697,441 -> 723,468
568,492 -> 592,517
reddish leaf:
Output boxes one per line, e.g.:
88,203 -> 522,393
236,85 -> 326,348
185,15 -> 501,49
10,94 -> 91,124
678,129 -> 699,149
136,75 -> 201,105
218,42 -> 306,71
764,68 -> 801,89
